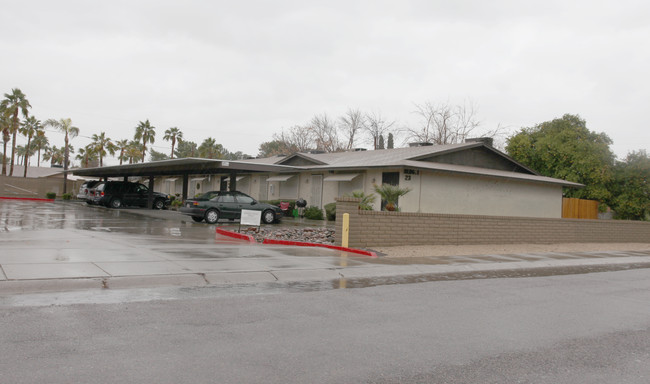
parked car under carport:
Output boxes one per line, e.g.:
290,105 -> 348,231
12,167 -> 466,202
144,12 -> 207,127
180,191 -> 282,224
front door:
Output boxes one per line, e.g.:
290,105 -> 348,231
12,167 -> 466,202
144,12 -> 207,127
310,174 -> 323,209
258,176 -> 268,201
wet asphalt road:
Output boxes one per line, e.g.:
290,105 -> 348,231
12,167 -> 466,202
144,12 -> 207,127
2,200 -> 650,383
2,268 -> 650,383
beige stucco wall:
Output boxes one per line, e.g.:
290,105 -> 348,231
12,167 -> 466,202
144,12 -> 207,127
400,170 -> 563,218
148,167 -> 563,218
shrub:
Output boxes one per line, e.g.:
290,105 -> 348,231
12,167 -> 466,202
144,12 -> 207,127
45,192 -> 56,199
373,184 -> 411,211
346,190 -> 376,210
171,200 -> 183,209
303,205 -> 324,220
62,193 -> 72,200
324,202 -> 336,221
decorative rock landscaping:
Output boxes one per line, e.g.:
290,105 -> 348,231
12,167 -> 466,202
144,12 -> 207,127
241,227 -> 335,244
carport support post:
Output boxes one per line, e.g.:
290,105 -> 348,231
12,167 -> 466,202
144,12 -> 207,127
229,173 -> 237,191
182,174 -> 189,201
147,175 -> 154,208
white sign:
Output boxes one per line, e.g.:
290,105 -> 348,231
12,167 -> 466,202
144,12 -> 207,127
240,209 -> 262,226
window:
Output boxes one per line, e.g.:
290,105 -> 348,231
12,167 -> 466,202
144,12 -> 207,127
236,195 -> 254,204
219,194 -> 236,203
135,184 -> 148,193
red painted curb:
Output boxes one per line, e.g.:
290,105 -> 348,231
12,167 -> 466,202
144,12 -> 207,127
215,227 -> 257,243
0,197 -> 55,202
262,238 -> 378,258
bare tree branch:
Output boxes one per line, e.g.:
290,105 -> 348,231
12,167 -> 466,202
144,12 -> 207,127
339,109 -> 365,150
408,100 -> 482,145
364,112 -> 395,150
309,113 -> 342,152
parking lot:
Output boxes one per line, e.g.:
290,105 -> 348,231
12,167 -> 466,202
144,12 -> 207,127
0,199 -> 392,294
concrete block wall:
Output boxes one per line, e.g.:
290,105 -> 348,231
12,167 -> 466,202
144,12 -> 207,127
0,175 -> 79,198
335,197 -> 650,248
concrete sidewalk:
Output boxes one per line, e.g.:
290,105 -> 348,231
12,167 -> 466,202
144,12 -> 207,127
2,226 -> 650,295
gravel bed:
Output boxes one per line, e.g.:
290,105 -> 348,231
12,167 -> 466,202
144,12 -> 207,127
241,227 -> 335,244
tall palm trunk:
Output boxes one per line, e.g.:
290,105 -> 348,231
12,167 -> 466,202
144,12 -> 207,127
1,136 -> 8,175
63,133 -> 69,194
9,109 -> 18,176
23,134 -> 32,178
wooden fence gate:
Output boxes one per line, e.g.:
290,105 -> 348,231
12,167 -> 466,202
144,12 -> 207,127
562,198 -> 599,219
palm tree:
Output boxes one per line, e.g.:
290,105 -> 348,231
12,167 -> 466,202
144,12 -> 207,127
32,130 -> 49,167
19,116 -> 41,177
76,145 -> 98,168
163,127 -> 183,159
1,88 -> 31,176
44,118 -> 79,194
90,131 -> 116,167
198,137 -> 225,159
114,139 -> 129,165
42,145 -> 65,166
15,145 -> 27,165
126,141 -> 142,164
134,119 -> 156,162
0,110 -> 11,175
373,183 -> 411,211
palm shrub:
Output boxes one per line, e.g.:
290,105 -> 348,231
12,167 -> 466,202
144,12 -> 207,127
45,192 -> 56,199
303,205 -> 324,220
348,190 -> 376,210
326,190 -> 376,221
373,184 -> 411,211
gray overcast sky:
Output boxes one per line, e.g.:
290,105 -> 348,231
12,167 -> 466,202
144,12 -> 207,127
2,0 -> 648,164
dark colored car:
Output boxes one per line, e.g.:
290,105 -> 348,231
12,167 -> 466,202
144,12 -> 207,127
180,191 -> 282,224
92,181 -> 171,209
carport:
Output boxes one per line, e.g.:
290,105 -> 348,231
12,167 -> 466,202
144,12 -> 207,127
72,158 -> 293,208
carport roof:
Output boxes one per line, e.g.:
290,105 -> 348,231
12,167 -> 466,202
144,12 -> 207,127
72,158 -> 294,178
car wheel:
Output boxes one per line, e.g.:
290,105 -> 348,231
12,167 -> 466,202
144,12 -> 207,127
262,209 -> 275,224
110,198 -> 122,209
191,216 -> 204,223
153,199 -> 165,210
205,209 -> 220,224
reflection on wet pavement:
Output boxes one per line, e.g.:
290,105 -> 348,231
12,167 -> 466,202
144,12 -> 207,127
2,200 -> 650,271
